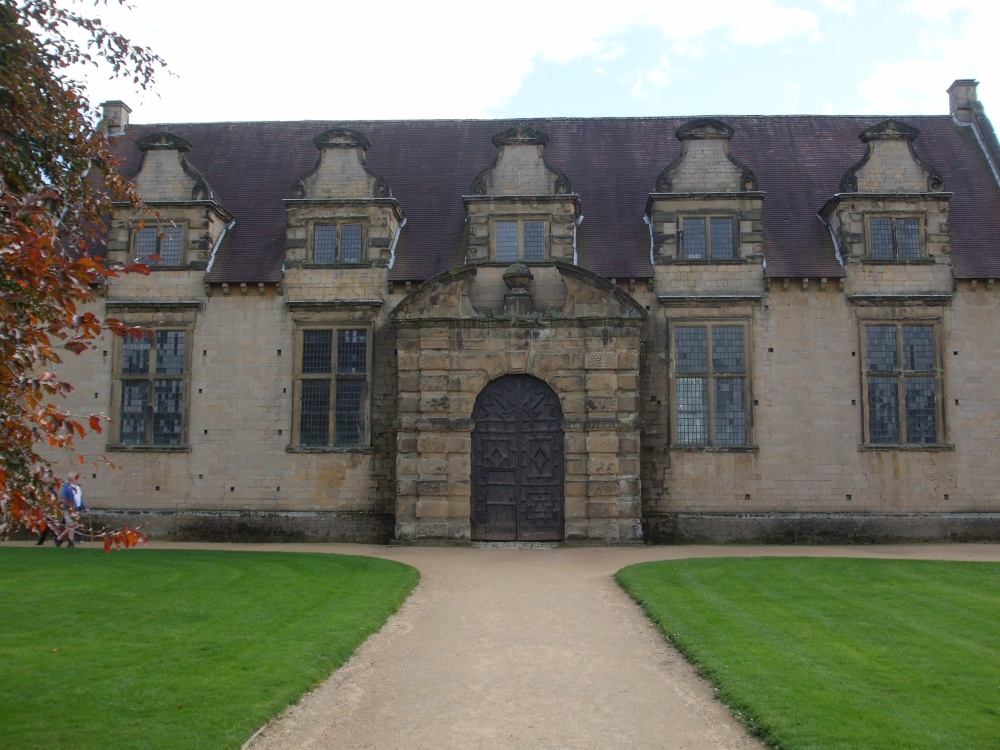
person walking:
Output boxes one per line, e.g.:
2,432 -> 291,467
55,473 -> 84,547
68,474 -> 86,543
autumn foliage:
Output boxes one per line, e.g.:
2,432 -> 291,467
1,0 -> 166,549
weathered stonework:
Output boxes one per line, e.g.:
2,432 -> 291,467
390,263 -> 645,542
42,85 -> 1000,545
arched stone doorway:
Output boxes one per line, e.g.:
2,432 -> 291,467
471,375 -> 565,541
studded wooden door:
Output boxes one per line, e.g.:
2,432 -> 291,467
471,375 -> 564,541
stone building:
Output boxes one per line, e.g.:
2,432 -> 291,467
61,80 -> 1000,543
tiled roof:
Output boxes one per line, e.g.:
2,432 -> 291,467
109,113 -> 1000,282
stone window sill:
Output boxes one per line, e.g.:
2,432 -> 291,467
670,444 -> 759,453
860,443 -> 955,452
667,259 -> 748,265
861,259 -> 936,265
107,444 -> 191,453
302,262 -> 368,269
286,445 -> 374,454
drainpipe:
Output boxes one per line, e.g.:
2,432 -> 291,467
572,215 -> 583,265
205,219 -> 235,274
643,214 -> 655,266
817,213 -> 844,267
388,217 -> 407,270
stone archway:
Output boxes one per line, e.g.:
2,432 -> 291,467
471,375 -> 564,541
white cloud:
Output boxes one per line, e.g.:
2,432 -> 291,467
857,1 -> 1000,113
77,0 -> 830,122
818,0 -> 855,13
627,55 -> 679,99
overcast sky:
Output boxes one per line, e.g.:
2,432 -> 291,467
78,0 -> 997,124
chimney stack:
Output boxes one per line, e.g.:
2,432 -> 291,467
100,100 -> 132,135
948,80 -> 978,123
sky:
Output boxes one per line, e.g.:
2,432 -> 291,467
76,0 -> 999,124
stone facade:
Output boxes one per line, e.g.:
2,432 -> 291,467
46,81 -> 1000,543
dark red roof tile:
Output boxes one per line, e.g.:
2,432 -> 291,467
109,114 -> 1000,283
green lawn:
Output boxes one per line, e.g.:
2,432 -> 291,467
0,547 -> 418,750
616,557 -> 1000,750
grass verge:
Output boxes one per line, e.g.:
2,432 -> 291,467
0,547 -> 418,750
616,557 -> 1000,750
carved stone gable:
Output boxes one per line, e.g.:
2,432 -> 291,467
471,126 -> 572,196
291,128 -> 391,200
133,132 -> 216,202
656,118 -> 757,193
839,119 -> 945,193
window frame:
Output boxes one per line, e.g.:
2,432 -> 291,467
491,217 -> 549,262
860,319 -> 944,446
309,221 -> 366,265
678,215 -> 740,261
292,325 -> 373,449
112,326 -> 193,449
865,214 -> 924,261
132,222 -> 187,266
669,320 -> 752,448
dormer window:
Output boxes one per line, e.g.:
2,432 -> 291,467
680,216 -> 737,260
495,219 -> 547,262
312,222 -> 364,264
134,224 -> 185,265
869,216 -> 921,260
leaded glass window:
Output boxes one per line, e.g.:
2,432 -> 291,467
869,217 -> 922,260
118,330 -> 188,446
311,223 -> 364,263
296,328 -> 369,447
134,225 -> 184,265
672,323 -> 749,446
680,216 -> 737,260
494,219 -> 548,262
864,323 -> 940,445
495,221 -> 519,263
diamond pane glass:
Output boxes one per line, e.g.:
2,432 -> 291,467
714,377 -> 746,445
119,381 -> 149,445
152,379 -> 184,445
340,223 -> 363,263
337,330 -> 367,375
871,218 -> 894,259
335,379 -> 365,446
122,337 -> 151,375
866,325 -> 898,372
897,218 -> 921,259
300,380 -> 330,446
902,325 -> 934,372
676,377 -> 708,444
905,376 -> 937,444
712,326 -> 745,374
134,227 -> 158,263
313,225 -> 337,264
302,330 -> 332,374
495,221 -> 518,262
523,221 -> 545,261
675,327 -> 708,373
155,331 -> 186,375
682,218 -> 707,259
159,226 -> 184,265
710,218 -> 735,259
868,375 -> 900,444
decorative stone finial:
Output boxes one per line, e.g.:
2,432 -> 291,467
503,263 -> 534,290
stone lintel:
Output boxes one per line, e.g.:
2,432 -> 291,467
656,294 -> 763,307
820,191 -> 952,218
105,299 -> 204,311
846,293 -> 953,307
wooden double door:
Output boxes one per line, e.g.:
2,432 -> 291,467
471,375 -> 565,541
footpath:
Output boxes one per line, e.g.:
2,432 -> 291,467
166,541 -> 1000,750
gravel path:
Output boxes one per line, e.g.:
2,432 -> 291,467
176,541 -> 1000,750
